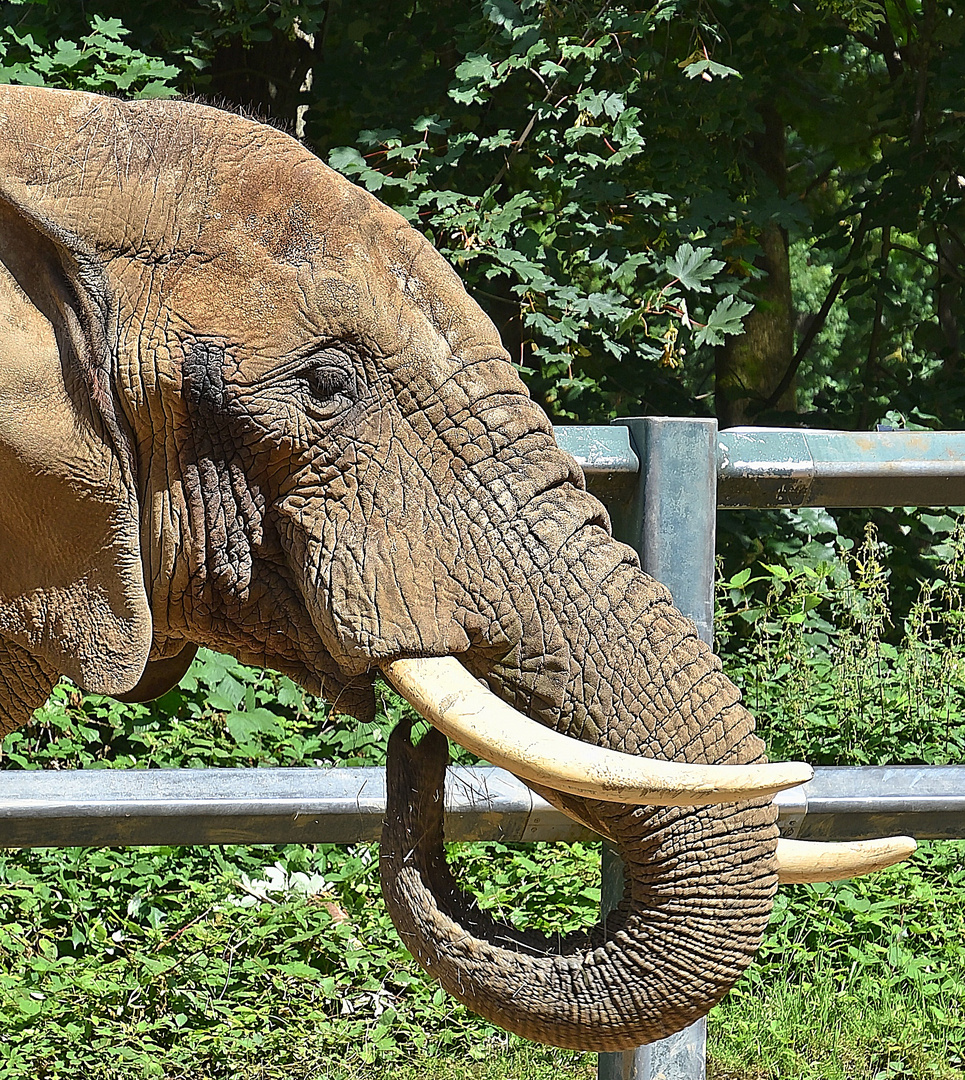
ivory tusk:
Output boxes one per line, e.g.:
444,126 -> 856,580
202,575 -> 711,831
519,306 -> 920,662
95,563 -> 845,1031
517,782 -> 916,884
776,836 -> 917,884
382,656 -> 813,807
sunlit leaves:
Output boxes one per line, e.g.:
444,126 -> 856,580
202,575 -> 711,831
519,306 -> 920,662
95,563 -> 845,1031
315,1 -> 752,420
0,14 -> 179,97
665,244 -> 726,293
696,295 -> 756,347
682,57 -> 742,81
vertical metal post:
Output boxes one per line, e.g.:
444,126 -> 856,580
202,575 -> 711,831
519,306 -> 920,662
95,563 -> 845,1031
599,416 -> 718,1080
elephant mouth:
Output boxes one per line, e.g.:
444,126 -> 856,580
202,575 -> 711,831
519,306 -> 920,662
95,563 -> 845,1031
382,654 -> 915,884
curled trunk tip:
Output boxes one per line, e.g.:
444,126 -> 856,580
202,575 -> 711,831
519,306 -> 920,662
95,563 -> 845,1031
380,719 -> 778,1051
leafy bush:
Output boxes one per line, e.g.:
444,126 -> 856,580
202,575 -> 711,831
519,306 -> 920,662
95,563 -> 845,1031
710,517 -> 965,1078
1,650 -> 387,772
0,835 -> 597,1077
718,519 -> 965,767
0,10 -> 178,97
0,655 -> 600,1077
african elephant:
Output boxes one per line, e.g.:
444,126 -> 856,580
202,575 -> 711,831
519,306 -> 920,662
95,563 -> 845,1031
0,85 -> 911,1050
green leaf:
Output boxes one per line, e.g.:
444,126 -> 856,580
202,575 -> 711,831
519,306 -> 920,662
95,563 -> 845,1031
328,146 -> 366,175
694,295 -> 755,347
49,39 -> 84,68
225,708 -> 281,745
665,244 -> 725,293
683,58 -> 742,81
454,53 -> 493,82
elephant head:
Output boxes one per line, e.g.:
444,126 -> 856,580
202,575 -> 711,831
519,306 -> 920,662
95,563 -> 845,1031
0,86 -> 912,1049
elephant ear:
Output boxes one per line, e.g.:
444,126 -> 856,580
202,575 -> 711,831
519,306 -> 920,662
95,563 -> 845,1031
0,191 -> 152,696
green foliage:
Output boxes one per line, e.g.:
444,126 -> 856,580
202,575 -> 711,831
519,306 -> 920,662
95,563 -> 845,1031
0,654 -> 601,1075
0,835 -> 598,1076
711,521 -> 965,1077
711,848 -> 965,1079
1,0 -> 764,421
102,3 -> 965,428
311,0 -> 760,420
718,519 -> 965,765
295,1 -> 965,427
0,6 -> 179,97
1,649 -> 399,771
4,1 -> 965,430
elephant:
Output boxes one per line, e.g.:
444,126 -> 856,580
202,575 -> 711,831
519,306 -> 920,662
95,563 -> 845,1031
0,85 -> 912,1051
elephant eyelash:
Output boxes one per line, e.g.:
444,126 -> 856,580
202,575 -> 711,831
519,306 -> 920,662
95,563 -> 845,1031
236,348 -> 360,421
245,342 -> 355,385
305,365 -> 353,401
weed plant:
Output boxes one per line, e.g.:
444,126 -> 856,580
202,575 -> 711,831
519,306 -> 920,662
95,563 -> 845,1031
0,524 -> 963,1076
717,520 -> 965,767
712,520 -> 965,1078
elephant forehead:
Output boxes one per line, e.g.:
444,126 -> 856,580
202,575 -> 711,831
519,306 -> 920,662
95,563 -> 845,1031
0,87 -> 509,384
157,242 -> 453,378
161,198 -> 503,382
158,118 -> 506,367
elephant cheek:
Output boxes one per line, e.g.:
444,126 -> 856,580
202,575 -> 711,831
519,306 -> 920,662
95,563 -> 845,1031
291,522 -> 478,674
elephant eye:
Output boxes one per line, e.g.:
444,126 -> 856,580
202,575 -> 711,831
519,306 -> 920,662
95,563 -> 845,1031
306,366 -> 349,399
303,358 -> 356,419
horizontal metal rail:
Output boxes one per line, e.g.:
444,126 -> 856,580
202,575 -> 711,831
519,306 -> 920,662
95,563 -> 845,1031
775,765 -> 965,841
557,424 -> 965,509
0,767 -> 587,849
717,427 -> 965,508
555,425 -> 639,475
1,765 -> 963,849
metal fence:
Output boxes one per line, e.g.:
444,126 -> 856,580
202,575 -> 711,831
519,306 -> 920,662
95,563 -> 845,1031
4,762 -> 963,850
4,418 -> 965,1079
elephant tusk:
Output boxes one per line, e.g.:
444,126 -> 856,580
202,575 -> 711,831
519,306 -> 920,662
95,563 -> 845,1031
382,656 -> 813,806
775,836 -> 916,884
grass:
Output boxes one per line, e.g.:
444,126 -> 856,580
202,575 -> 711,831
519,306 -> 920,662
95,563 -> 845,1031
710,975 -> 964,1080
707,844 -> 965,1080
230,1048 -> 596,1080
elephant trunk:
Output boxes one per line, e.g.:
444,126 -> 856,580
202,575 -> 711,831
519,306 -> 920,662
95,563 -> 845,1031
380,553 -> 778,1050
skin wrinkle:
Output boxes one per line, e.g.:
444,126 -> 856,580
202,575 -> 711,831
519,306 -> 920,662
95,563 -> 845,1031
0,639 -> 56,736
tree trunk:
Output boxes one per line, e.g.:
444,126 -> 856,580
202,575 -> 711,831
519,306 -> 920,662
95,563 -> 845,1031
715,104 -> 795,428
938,228 -> 963,376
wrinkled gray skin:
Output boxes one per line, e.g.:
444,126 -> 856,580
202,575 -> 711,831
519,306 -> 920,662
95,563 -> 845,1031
0,86 -> 777,1050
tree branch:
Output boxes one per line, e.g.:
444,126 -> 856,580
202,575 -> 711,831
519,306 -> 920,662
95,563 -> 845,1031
889,241 -> 945,272
487,0 -> 613,193
910,0 -> 937,148
866,225 -> 892,373
762,216 -> 869,410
